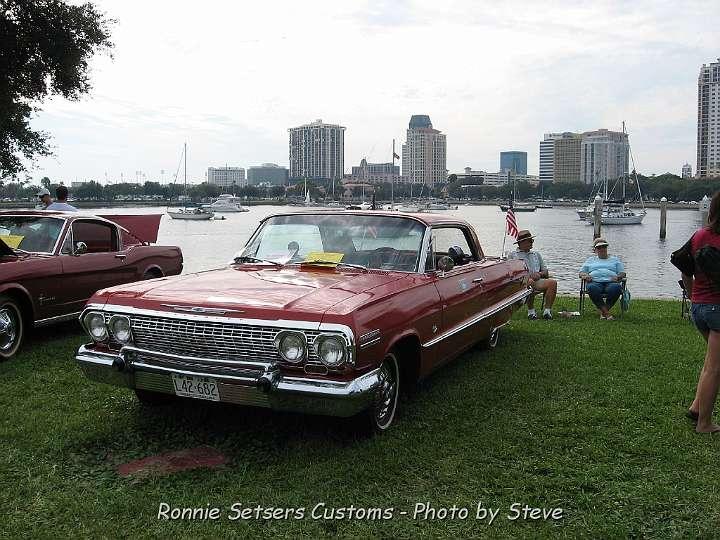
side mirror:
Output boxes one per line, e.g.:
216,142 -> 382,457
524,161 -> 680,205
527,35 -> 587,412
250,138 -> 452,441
74,241 -> 88,255
437,255 -> 454,273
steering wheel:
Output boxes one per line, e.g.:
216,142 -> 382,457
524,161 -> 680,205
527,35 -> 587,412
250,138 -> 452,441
369,247 -> 400,269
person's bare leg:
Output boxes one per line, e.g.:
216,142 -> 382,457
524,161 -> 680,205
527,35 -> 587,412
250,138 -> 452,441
696,330 -> 720,433
691,329 -> 711,417
534,279 -> 557,308
526,293 -> 535,310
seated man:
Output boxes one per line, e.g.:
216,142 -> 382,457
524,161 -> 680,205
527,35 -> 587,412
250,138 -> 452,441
579,237 -> 626,320
509,229 -> 557,320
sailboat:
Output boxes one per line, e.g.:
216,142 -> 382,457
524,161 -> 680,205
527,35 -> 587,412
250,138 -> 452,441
499,171 -> 536,212
168,143 -> 215,220
584,123 -> 646,226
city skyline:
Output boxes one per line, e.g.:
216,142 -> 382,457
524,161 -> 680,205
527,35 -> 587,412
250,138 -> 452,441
21,1 -> 719,184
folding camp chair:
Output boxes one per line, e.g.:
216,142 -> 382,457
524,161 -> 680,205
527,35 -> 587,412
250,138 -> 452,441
579,278 -> 627,316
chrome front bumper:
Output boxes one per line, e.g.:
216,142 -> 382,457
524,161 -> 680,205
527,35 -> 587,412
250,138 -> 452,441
75,344 -> 380,418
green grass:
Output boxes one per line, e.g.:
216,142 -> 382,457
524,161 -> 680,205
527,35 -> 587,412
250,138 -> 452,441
1,298 -> 717,538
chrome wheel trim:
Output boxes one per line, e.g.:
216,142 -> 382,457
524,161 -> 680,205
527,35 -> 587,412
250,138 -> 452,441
374,355 -> 399,430
0,307 -> 18,352
488,327 -> 499,348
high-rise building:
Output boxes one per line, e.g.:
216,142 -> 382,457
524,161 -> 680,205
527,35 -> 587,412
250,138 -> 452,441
539,133 -> 569,183
580,129 -> 629,186
247,163 -> 289,186
682,163 -> 693,179
288,119 -> 345,183
401,115 -> 447,187
500,151 -> 527,175
697,59 -> 720,178
207,166 -> 245,188
553,134 -> 582,183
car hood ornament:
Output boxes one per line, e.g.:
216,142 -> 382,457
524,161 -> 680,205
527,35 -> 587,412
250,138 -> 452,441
161,304 -> 244,315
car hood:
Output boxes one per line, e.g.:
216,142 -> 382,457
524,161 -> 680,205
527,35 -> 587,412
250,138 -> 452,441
97,266 -> 406,318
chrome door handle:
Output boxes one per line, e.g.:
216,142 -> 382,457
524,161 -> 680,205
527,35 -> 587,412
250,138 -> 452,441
472,277 -> 484,283
115,254 -> 127,259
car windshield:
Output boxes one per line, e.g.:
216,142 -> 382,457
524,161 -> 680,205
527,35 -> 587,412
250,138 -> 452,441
0,216 -> 64,253
237,214 -> 426,272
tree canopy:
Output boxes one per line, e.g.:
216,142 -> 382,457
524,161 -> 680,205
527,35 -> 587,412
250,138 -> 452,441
0,0 -> 113,178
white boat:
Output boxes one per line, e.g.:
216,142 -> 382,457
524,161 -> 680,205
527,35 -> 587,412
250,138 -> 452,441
202,194 -> 249,212
346,201 -> 373,210
700,195 -> 710,224
425,201 -> 459,211
168,143 -> 215,220
326,201 -> 342,207
587,203 -> 647,225
582,122 -> 646,226
168,207 -> 216,220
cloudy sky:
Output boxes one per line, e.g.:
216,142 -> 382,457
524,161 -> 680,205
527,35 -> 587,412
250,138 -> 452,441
28,0 -> 719,184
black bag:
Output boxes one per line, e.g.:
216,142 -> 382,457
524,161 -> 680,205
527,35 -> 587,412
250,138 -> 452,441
695,245 -> 720,290
671,236 -> 695,276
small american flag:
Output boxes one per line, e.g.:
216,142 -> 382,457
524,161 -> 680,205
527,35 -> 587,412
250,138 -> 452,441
505,207 -> 518,238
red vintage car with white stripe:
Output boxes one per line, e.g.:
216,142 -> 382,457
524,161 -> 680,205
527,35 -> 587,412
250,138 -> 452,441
0,211 -> 182,359
76,211 -> 528,433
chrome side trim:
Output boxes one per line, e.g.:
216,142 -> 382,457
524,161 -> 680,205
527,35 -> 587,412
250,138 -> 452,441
359,329 -> 381,349
34,311 -> 82,327
422,287 -> 531,348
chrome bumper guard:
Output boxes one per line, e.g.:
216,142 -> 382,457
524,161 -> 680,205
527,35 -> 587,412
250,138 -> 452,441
75,344 -> 380,418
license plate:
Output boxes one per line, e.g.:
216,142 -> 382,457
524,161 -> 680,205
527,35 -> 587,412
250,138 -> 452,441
171,373 -> 220,401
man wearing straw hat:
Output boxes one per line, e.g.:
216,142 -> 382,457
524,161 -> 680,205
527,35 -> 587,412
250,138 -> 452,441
509,229 -> 557,319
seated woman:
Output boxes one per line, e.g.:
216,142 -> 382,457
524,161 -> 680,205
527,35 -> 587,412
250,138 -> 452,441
579,238 -> 626,320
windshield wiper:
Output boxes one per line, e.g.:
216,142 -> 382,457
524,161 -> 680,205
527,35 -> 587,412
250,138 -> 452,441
297,260 -> 368,272
12,248 -> 31,256
233,255 -> 283,266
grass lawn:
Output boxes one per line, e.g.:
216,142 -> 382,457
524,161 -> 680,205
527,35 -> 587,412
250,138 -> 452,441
1,297 -> 717,538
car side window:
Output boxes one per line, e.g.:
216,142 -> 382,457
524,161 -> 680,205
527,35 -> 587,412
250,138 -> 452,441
71,221 -> 118,253
426,227 -> 475,270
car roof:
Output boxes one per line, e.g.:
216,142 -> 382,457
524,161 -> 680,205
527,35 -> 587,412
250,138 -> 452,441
261,210 -> 471,228
0,210 -> 130,232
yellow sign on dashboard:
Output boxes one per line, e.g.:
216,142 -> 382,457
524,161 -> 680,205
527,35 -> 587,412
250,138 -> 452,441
304,251 -> 344,266
0,235 -> 24,248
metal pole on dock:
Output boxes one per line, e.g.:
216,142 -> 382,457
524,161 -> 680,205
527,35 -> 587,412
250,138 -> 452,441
593,195 -> 602,239
660,197 -> 667,239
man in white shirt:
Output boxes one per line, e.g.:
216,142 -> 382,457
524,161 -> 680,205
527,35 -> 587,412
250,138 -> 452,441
45,185 -> 78,211
509,229 -> 558,320
35,187 -> 52,209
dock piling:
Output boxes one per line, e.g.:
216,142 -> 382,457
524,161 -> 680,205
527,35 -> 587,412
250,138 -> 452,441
660,197 -> 667,239
593,195 -> 602,239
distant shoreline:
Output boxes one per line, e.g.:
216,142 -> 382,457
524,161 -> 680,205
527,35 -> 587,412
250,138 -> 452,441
0,199 -> 702,210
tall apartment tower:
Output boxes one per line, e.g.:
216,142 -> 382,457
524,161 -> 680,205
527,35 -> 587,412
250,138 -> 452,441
553,133 -> 582,183
401,115 -> 447,187
580,129 -> 629,186
539,133 -> 567,182
698,59 -> 720,178
288,119 -> 345,182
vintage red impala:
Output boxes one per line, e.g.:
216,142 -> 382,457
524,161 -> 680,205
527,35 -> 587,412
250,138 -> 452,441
76,211 -> 529,432
0,211 -> 182,359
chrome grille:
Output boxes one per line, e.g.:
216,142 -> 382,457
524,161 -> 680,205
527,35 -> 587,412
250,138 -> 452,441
123,314 -> 322,363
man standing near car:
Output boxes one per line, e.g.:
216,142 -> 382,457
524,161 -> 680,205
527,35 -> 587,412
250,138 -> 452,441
46,185 -> 77,211
35,188 -> 52,209
509,229 -> 558,319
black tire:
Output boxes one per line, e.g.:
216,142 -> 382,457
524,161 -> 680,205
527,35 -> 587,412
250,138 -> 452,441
478,327 -> 500,350
134,389 -> 175,405
0,294 -> 24,360
142,269 -> 162,280
359,352 -> 400,434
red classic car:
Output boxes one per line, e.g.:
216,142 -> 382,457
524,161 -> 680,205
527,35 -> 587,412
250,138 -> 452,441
0,211 -> 182,359
76,211 -> 529,432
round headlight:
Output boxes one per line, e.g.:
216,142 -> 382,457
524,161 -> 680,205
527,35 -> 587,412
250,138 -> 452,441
83,312 -> 108,342
316,336 -> 346,368
109,315 -> 132,344
275,332 -> 306,363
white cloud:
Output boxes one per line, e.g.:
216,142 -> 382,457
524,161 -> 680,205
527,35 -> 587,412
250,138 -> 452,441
27,0 -> 720,182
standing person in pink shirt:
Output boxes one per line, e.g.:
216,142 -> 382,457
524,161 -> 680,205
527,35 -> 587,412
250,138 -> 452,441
683,191 -> 720,434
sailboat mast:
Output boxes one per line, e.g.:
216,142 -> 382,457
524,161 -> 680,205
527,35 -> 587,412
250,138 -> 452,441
184,142 -> 187,209
391,139 -> 396,210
